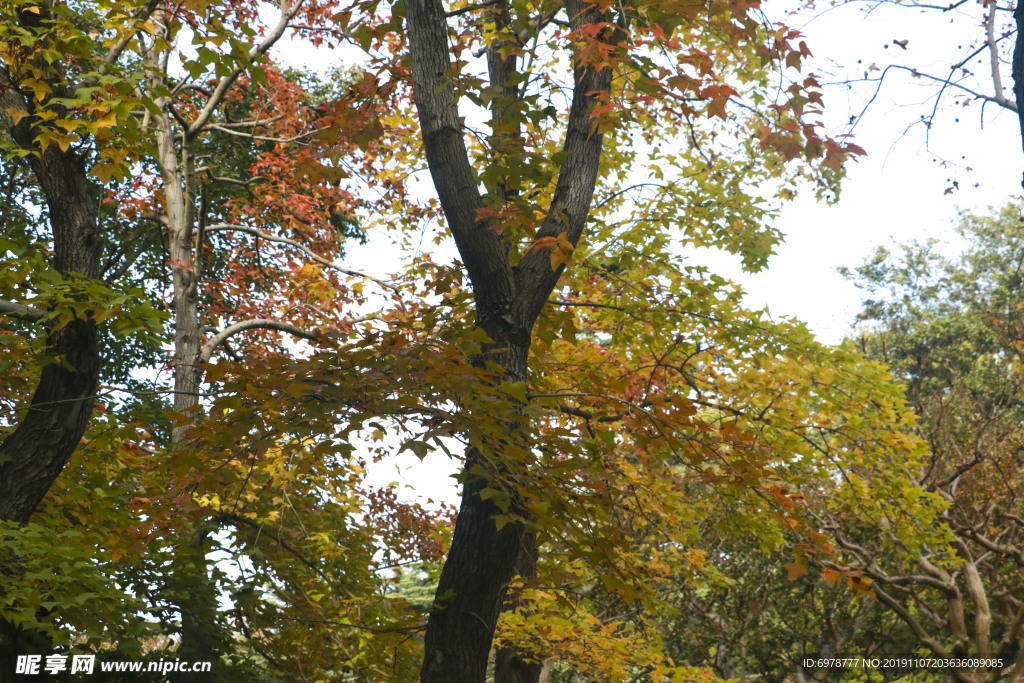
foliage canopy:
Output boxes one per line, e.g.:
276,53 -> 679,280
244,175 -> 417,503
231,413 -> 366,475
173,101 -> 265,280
0,0 -> 959,681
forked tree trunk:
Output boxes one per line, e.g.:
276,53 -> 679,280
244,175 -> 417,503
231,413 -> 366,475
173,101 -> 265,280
404,0 -> 615,676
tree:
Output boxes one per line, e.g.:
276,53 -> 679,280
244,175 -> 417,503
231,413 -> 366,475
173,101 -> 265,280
828,203 -> 1024,682
644,205 -> 1024,683
393,0 -> 867,677
0,0 -> 438,677
1,0 -> 891,680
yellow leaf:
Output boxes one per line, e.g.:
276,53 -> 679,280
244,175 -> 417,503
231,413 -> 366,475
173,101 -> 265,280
90,161 -> 120,185
22,78 -> 51,101
55,119 -> 79,133
88,108 -> 118,130
5,108 -> 30,126
38,130 -> 79,153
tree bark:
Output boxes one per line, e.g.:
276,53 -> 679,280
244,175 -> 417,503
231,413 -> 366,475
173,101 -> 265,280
0,38 -> 102,516
0,64 -> 102,671
145,20 -> 218,678
0,142 -> 101,524
493,534 -> 544,683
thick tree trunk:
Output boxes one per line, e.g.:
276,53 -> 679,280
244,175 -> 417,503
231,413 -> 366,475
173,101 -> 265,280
1013,0 -> 1024,188
0,99 -> 102,671
0,145 -> 101,523
420,344 -> 533,682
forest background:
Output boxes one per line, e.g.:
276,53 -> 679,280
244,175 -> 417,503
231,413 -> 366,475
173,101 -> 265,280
1,0 -> 1023,681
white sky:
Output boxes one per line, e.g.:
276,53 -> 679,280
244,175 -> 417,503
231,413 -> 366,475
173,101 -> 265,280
268,0 -> 1024,501
728,0 -> 1024,343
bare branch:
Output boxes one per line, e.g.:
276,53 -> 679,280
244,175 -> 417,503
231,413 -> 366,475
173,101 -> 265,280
200,318 -> 318,362
987,1 -> 1007,103
212,114 -> 286,129
905,0 -> 972,10
444,1 -> 502,18
197,168 -> 265,187
205,123 -> 317,144
203,223 -> 393,287
857,64 -> 1016,127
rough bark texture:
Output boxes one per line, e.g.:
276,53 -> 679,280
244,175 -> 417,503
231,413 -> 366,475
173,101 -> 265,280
405,0 -> 614,678
0,15 -> 101,508
493,536 -> 544,683
0,145 -> 101,523
0,121 -> 101,524
0,55 -> 102,672
142,17 -> 218,678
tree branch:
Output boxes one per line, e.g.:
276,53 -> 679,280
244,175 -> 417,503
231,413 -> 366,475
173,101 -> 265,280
200,319 -> 318,362
405,0 -> 513,313
219,511 -> 323,577
185,0 -> 305,138
77,0 -> 162,90
205,123 -> 317,144
512,0 -> 616,325
203,224 -> 393,287
870,582 -> 953,658
987,1 -> 1006,106
444,1 -> 501,18
0,298 -> 48,323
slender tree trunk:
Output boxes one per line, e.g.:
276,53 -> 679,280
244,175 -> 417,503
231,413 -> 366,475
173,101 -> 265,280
149,36 -> 219,676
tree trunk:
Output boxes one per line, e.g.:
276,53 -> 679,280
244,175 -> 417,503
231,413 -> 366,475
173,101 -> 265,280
420,343 -> 533,682
0,145 -> 101,523
149,44 -> 218,676
1013,0 -> 1024,189
0,99 -> 102,671
404,0 -> 613,675
494,534 -> 543,683
174,528 -> 220,683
